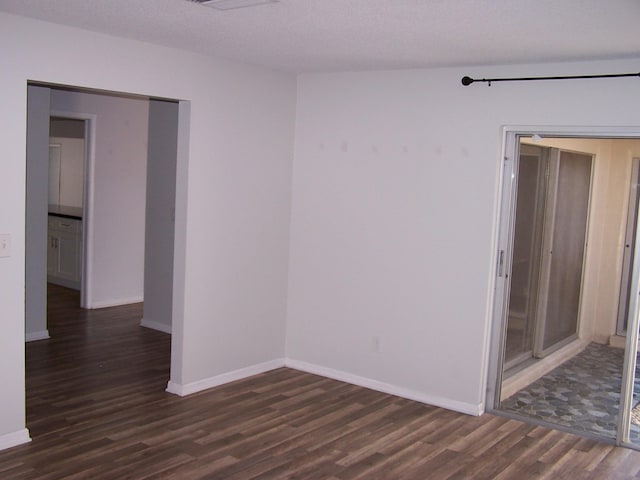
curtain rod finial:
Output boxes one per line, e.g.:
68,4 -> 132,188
461,76 -> 474,86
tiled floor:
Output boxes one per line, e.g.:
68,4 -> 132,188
501,343 -> 640,441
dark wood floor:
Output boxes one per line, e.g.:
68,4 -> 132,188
2,286 -> 640,479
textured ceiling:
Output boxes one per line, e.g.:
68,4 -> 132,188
1,0 -> 639,73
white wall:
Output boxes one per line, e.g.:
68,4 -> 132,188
24,86 -> 50,348
143,100 -> 179,334
287,61 -> 640,414
0,12 -> 295,447
51,90 -> 149,307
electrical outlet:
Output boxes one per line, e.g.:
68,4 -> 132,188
0,234 -> 10,258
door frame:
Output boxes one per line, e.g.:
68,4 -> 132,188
485,125 -> 640,447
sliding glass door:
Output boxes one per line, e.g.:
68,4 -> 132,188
504,145 -> 546,369
490,129 -> 640,449
504,143 -> 593,372
537,149 -> 593,354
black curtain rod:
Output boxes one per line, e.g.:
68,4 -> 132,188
461,72 -> 640,86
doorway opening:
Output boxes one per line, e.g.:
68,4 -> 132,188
487,127 -> 640,449
25,82 -> 187,440
47,115 -> 89,308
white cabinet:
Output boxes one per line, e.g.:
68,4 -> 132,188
47,216 -> 82,290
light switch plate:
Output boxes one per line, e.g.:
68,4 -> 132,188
0,234 -> 11,258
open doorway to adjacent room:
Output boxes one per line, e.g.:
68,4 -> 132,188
47,115 -> 87,308
25,82 -> 185,439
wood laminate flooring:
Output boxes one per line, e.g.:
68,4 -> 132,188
2,285 -> 640,479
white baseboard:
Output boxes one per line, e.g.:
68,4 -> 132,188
25,330 -> 50,342
0,429 -> 31,451
88,296 -> 144,309
608,334 -> 639,350
140,318 -> 172,334
285,358 -> 483,416
166,358 -> 286,396
163,356 -> 482,416
48,275 -> 80,291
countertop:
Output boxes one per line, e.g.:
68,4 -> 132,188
48,204 -> 83,220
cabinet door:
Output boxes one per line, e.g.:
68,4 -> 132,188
56,230 -> 81,282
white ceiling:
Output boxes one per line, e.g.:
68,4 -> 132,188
1,0 -> 639,73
